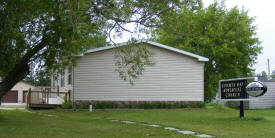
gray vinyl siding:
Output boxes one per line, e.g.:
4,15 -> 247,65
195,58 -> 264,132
249,82 -> 275,109
74,44 -> 205,102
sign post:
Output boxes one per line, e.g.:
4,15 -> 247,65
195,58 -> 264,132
240,101 -> 244,118
219,77 -> 268,119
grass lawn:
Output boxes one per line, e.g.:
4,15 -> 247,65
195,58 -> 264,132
0,105 -> 275,138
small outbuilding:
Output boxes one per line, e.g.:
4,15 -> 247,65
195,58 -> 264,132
1,81 -> 39,104
248,80 -> 275,109
52,41 -> 209,106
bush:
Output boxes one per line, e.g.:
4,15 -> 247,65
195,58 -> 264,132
75,102 -> 205,109
226,101 -> 239,109
206,102 -> 220,107
93,103 -> 118,109
61,102 -> 72,109
191,102 -> 205,108
78,103 -> 90,109
180,104 -> 188,108
60,96 -> 73,109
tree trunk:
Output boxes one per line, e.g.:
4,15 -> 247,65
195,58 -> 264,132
0,27 -> 48,101
0,62 -> 30,100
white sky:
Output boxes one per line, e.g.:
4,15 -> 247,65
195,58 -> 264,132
203,0 -> 275,74
115,0 -> 275,75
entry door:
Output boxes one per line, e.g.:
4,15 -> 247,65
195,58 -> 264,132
23,91 -> 28,103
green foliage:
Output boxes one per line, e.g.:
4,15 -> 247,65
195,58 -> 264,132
76,102 -> 205,109
225,101 -> 243,109
78,104 -> 90,109
0,0 -> 106,77
152,1 -> 262,101
93,103 -> 118,109
205,102 -> 223,110
3,109 -> 275,137
257,70 -> 275,80
24,68 -> 51,86
260,71 -> 268,80
115,41 -> 155,85
60,94 -> 72,109
190,102 -> 205,108
61,102 -> 72,109
0,0 -> 183,95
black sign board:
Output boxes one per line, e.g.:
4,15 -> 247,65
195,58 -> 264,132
220,79 -> 248,100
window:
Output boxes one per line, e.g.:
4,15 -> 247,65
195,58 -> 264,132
68,68 -> 72,85
60,75 -> 64,87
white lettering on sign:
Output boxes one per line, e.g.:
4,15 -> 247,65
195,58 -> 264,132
221,80 -> 246,99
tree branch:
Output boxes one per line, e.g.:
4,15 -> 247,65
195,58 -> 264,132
0,26 -> 50,99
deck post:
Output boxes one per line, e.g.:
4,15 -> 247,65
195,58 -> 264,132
65,93 -> 68,103
47,90 -> 49,104
27,88 -> 32,108
57,85 -> 60,96
42,91 -> 44,103
68,90 -> 71,102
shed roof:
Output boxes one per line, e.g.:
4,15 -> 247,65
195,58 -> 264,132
84,40 -> 209,62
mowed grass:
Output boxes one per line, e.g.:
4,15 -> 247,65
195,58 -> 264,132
1,106 -> 275,138
0,109 -> 193,138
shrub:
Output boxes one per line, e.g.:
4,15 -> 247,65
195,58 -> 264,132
180,104 -> 188,108
61,102 -> 72,109
78,103 -> 90,109
75,102 -> 206,109
226,101 -> 239,109
206,102 -> 220,107
93,103 -> 118,109
193,102 -> 205,108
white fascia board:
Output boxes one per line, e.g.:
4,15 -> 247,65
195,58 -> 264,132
84,42 -> 129,54
145,41 -> 209,62
83,40 -> 209,62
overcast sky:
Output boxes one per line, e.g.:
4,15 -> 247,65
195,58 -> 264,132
203,0 -> 275,74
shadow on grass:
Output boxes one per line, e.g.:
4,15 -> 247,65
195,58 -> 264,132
247,117 -> 264,121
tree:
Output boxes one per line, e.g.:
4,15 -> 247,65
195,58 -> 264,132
272,70 -> 275,80
0,0 -> 181,99
24,68 -> 51,86
256,71 -> 269,81
261,71 -> 268,80
151,1 -> 262,101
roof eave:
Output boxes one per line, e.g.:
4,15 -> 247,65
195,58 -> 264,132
198,58 -> 209,62
145,41 -> 209,62
82,40 -> 209,62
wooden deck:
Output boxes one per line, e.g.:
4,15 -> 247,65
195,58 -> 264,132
29,104 -> 60,109
26,88 -> 71,109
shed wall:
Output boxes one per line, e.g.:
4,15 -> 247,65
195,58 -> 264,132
249,82 -> 275,109
8,82 -> 38,103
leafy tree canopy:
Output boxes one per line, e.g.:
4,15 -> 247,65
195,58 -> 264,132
0,0 -> 181,98
24,68 -> 51,86
151,0 -> 262,101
